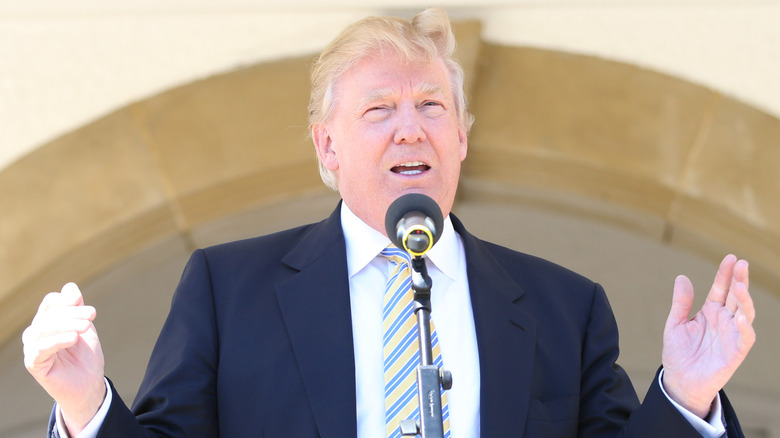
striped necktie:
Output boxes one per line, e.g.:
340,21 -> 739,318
381,245 -> 450,438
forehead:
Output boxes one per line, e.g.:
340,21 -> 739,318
335,53 -> 453,102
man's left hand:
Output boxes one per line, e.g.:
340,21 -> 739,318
662,254 -> 756,418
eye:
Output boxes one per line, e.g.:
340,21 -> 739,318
363,105 -> 391,122
420,100 -> 445,116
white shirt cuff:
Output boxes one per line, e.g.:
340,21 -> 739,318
55,377 -> 112,438
658,370 -> 726,437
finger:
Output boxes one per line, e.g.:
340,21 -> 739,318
733,280 -> 756,324
35,282 -> 86,314
31,304 -> 97,328
40,305 -> 96,321
36,291 -> 70,313
725,284 -> 738,315
725,259 -> 749,314
706,254 -> 737,305
29,316 -> 94,342
60,282 -> 85,306
24,333 -> 82,372
733,314 -> 756,360
25,308 -> 97,359
667,275 -> 695,327
734,259 -> 750,288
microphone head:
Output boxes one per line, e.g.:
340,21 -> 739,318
384,193 -> 444,256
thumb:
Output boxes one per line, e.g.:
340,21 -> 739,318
61,282 -> 85,306
667,275 -> 694,328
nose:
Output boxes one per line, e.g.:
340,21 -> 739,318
393,104 -> 426,144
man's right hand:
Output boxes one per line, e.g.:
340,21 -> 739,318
23,282 -> 107,436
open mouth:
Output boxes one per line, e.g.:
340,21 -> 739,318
391,161 -> 430,175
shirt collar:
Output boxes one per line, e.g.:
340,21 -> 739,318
340,201 -> 460,282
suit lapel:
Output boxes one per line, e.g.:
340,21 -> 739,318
453,216 -> 536,438
275,205 -> 358,438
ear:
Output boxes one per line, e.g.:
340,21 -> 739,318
458,127 -> 468,162
312,124 -> 339,171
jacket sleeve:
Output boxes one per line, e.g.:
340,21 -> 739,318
46,406 -> 59,438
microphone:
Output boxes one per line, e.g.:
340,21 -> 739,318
384,193 -> 444,258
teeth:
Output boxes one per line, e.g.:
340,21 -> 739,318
393,161 -> 428,175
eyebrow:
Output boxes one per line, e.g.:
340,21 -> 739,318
357,81 -> 447,109
416,81 -> 446,97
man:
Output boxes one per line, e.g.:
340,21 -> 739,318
23,8 -> 755,437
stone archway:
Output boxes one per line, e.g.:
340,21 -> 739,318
1,25 -> 778,437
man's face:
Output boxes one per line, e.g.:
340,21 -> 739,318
312,52 -> 468,235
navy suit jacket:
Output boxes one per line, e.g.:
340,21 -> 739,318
49,205 -> 744,437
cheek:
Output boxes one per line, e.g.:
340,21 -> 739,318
333,146 -> 378,185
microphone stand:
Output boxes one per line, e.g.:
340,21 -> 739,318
399,256 -> 452,438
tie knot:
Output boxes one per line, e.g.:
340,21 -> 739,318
380,245 -> 412,267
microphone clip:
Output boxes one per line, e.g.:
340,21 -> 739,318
410,256 -> 432,301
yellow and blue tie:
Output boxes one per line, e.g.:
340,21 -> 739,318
381,245 -> 450,438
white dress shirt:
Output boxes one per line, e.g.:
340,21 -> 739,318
341,202 -> 481,438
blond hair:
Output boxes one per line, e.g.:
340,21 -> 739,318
309,8 -> 474,191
